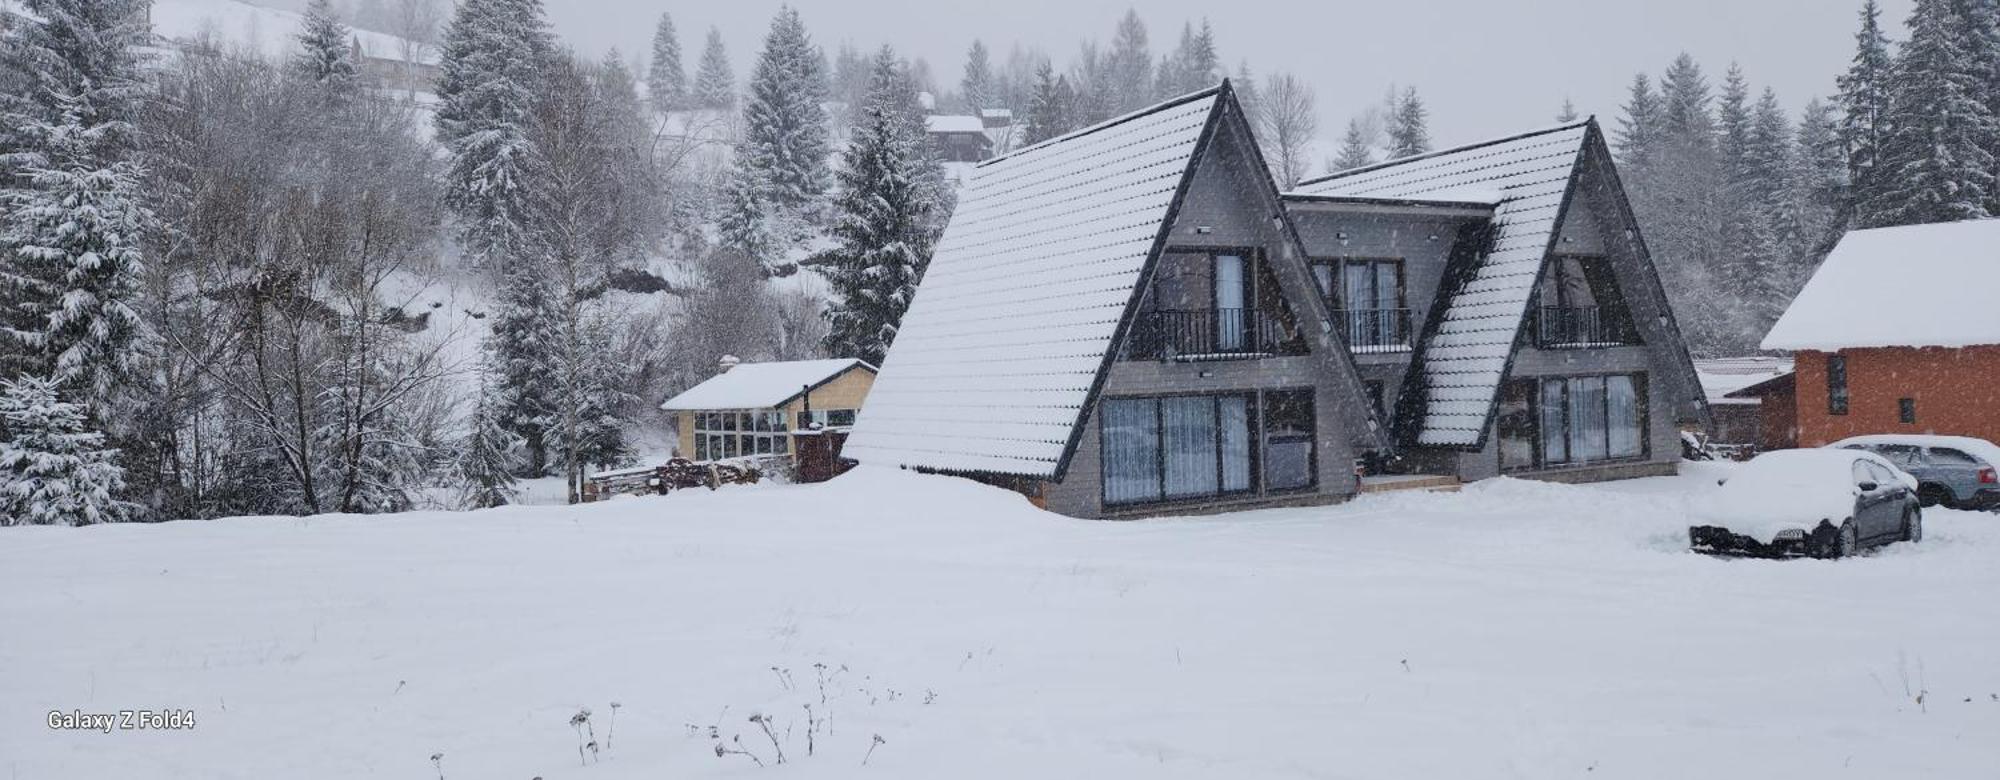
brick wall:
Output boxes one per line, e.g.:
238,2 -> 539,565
1791,346 -> 2000,446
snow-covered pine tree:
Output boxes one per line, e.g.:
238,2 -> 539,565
648,12 -> 688,113
815,46 -> 942,366
290,0 -> 361,87
717,163 -> 780,269
1557,97 -> 1579,123
1164,19 -> 1220,96
550,313 -> 635,495
1614,73 -> 1662,171
693,27 -> 736,110
433,0 -> 553,265
960,40 -> 993,113
0,375 -> 125,526
1963,0 -> 2000,212
1023,59 -> 1075,145
1838,0 -> 1896,221
1864,0 -> 1997,227
0,0 -> 147,164
1388,86 -> 1430,158
0,96 -> 149,417
1777,98 -> 1847,297
458,371 -> 522,509
1330,118 -> 1376,172
740,6 -> 832,217
489,256 -> 561,476
1102,9 -> 1153,113
1715,65 -> 1752,185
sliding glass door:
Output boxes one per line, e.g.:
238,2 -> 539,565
1504,374 -> 1649,471
1100,390 -> 1315,507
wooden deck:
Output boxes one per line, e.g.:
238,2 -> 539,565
1357,474 -> 1462,494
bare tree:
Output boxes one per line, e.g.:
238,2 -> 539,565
1254,72 -> 1318,189
387,0 -> 444,100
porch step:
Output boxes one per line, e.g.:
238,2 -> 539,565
1357,474 -> 1462,494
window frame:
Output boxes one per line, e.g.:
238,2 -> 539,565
1898,397 -> 1917,424
1502,373 -> 1651,472
1098,389 -> 1324,508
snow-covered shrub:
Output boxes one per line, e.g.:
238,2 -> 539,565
0,376 -> 126,526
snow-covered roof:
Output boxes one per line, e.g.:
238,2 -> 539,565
150,0 -> 440,66
1762,219 -> 2000,351
925,115 -> 986,134
1695,357 -> 1794,405
845,87 -> 1224,476
659,359 -> 875,411
1293,121 -> 1592,447
980,108 -> 1014,120
1830,434 -> 2000,467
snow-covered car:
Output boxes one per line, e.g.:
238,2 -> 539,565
1831,434 -> 2000,511
1688,449 -> 1921,558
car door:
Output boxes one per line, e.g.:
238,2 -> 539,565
1850,460 -> 1893,539
1862,461 -> 1907,539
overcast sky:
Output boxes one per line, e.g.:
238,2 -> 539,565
535,0 -> 1913,145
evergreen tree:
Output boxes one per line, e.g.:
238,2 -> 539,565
693,27 -> 736,110
1864,0 -> 1997,226
0,0 -> 147,164
647,12 -> 687,112
815,47 -> 943,366
960,39 -> 993,112
717,163 -> 779,268
433,0 -> 553,264
457,373 -> 521,509
1778,98 -> 1848,295
1716,64 -> 1752,187
0,375 -> 125,526
740,6 -> 832,215
1388,86 -> 1430,158
1615,73 -> 1663,170
290,0 -> 361,87
1172,19 -> 1221,95
1557,97 -> 1579,123
1023,59 -> 1075,144
0,96 -> 149,416
1838,0 -> 1897,218
550,313 -> 635,480
1105,9 -> 1152,113
1330,118 -> 1376,171
487,257 -> 560,475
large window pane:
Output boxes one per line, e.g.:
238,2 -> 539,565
1162,397 -> 1220,498
1102,399 -> 1162,504
1570,377 -> 1608,462
1607,375 -> 1642,458
1220,396 -> 1252,492
1263,389 -> 1316,491
1540,380 -> 1568,465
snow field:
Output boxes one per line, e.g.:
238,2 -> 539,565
3,463 -> 1998,778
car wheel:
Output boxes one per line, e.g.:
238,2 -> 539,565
1904,507 -> 1923,543
1835,522 -> 1859,558
1917,485 -> 1952,508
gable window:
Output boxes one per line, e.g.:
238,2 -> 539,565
1899,397 -> 1917,424
1313,258 -> 1409,352
1501,374 -> 1648,471
1827,354 -> 1849,415
1535,256 -> 1638,347
1129,251 -> 1303,360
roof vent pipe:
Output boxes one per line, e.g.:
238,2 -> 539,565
718,354 -> 741,373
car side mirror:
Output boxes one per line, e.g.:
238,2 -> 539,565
1857,481 -> 1879,492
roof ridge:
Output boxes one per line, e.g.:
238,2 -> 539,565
979,82 -> 1225,167
1300,116 -> 1595,187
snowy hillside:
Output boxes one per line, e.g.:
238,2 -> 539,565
150,0 -> 436,64
5,464 -> 1998,777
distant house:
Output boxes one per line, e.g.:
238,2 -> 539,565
1695,357 -> 1793,450
660,357 -> 877,462
846,82 -> 1707,519
925,114 -> 992,163
1751,219 -> 2000,447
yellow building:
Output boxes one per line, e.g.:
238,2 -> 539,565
660,357 -> 878,461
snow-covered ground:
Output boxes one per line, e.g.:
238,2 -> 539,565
5,463 -> 1999,778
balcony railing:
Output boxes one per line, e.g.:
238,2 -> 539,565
1334,308 -> 1413,352
1126,308 -> 1287,360
1536,306 -> 1638,347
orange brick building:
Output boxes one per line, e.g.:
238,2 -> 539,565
1750,220 -> 2000,451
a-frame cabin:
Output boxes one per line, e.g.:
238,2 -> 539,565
848,83 -> 1708,518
